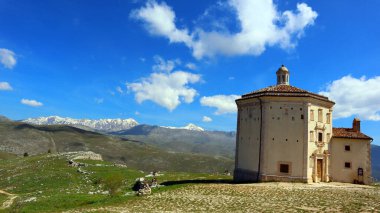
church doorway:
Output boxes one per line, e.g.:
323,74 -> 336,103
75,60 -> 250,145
317,159 -> 323,181
312,151 -> 330,183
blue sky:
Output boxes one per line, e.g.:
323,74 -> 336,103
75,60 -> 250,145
0,0 -> 379,144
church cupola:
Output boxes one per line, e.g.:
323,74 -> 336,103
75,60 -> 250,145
276,65 -> 290,85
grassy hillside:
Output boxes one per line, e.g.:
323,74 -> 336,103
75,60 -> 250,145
0,153 -> 230,212
113,124 -> 236,158
0,120 -> 234,173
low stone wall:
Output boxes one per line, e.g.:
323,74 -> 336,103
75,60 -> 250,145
54,151 -> 103,161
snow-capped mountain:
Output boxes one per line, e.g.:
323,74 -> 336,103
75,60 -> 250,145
162,123 -> 204,131
23,116 -> 138,132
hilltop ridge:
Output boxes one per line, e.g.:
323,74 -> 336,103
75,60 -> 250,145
23,116 -> 139,132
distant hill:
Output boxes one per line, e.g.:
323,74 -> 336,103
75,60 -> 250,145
162,123 -> 205,131
112,124 -> 236,158
0,115 -> 10,122
0,118 -> 233,173
372,144 -> 380,181
23,116 -> 138,132
23,116 -> 207,133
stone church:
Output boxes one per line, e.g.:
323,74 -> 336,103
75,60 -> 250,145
234,65 -> 373,184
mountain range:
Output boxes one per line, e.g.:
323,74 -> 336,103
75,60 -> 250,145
0,116 -> 233,173
112,124 -> 235,158
22,116 -> 235,159
23,116 -> 206,132
23,116 -> 139,132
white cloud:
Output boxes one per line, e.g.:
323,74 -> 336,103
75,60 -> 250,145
116,86 -> 124,94
200,94 -> 240,114
94,98 -> 104,104
127,71 -> 201,111
319,75 -> 380,121
185,62 -> 197,70
130,1 -> 193,46
228,76 -> 235,80
0,82 -> 12,91
131,0 -> 317,59
0,48 -> 17,69
21,99 -> 43,107
202,116 -> 212,122
152,55 -> 181,72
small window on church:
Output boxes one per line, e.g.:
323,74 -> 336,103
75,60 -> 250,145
345,162 -> 351,168
345,145 -> 350,151
326,113 -> 331,124
301,114 -> 304,119
318,133 -> 323,142
310,131 -> 314,142
280,164 -> 289,173
318,109 -> 323,122
310,110 -> 314,121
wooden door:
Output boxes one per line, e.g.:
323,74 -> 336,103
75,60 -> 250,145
317,159 -> 323,180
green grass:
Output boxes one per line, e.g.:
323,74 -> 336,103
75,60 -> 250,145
0,151 -> 17,160
0,194 -> 7,205
0,153 -> 231,212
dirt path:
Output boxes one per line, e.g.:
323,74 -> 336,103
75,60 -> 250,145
0,189 -> 18,209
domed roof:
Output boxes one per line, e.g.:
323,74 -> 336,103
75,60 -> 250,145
276,65 -> 289,74
239,84 -> 335,104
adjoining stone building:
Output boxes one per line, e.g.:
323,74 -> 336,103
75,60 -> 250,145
234,65 -> 373,184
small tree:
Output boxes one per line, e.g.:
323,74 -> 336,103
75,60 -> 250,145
23,152 -> 29,157
103,174 -> 125,196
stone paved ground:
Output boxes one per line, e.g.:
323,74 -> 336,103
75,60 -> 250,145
77,182 -> 380,212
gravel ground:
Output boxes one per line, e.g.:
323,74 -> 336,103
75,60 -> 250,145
78,182 -> 380,212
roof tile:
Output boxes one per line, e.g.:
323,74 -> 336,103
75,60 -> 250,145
332,128 -> 372,140
239,84 -> 334,103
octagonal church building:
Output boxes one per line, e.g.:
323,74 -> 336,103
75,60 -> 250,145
234,65 -> 372,184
